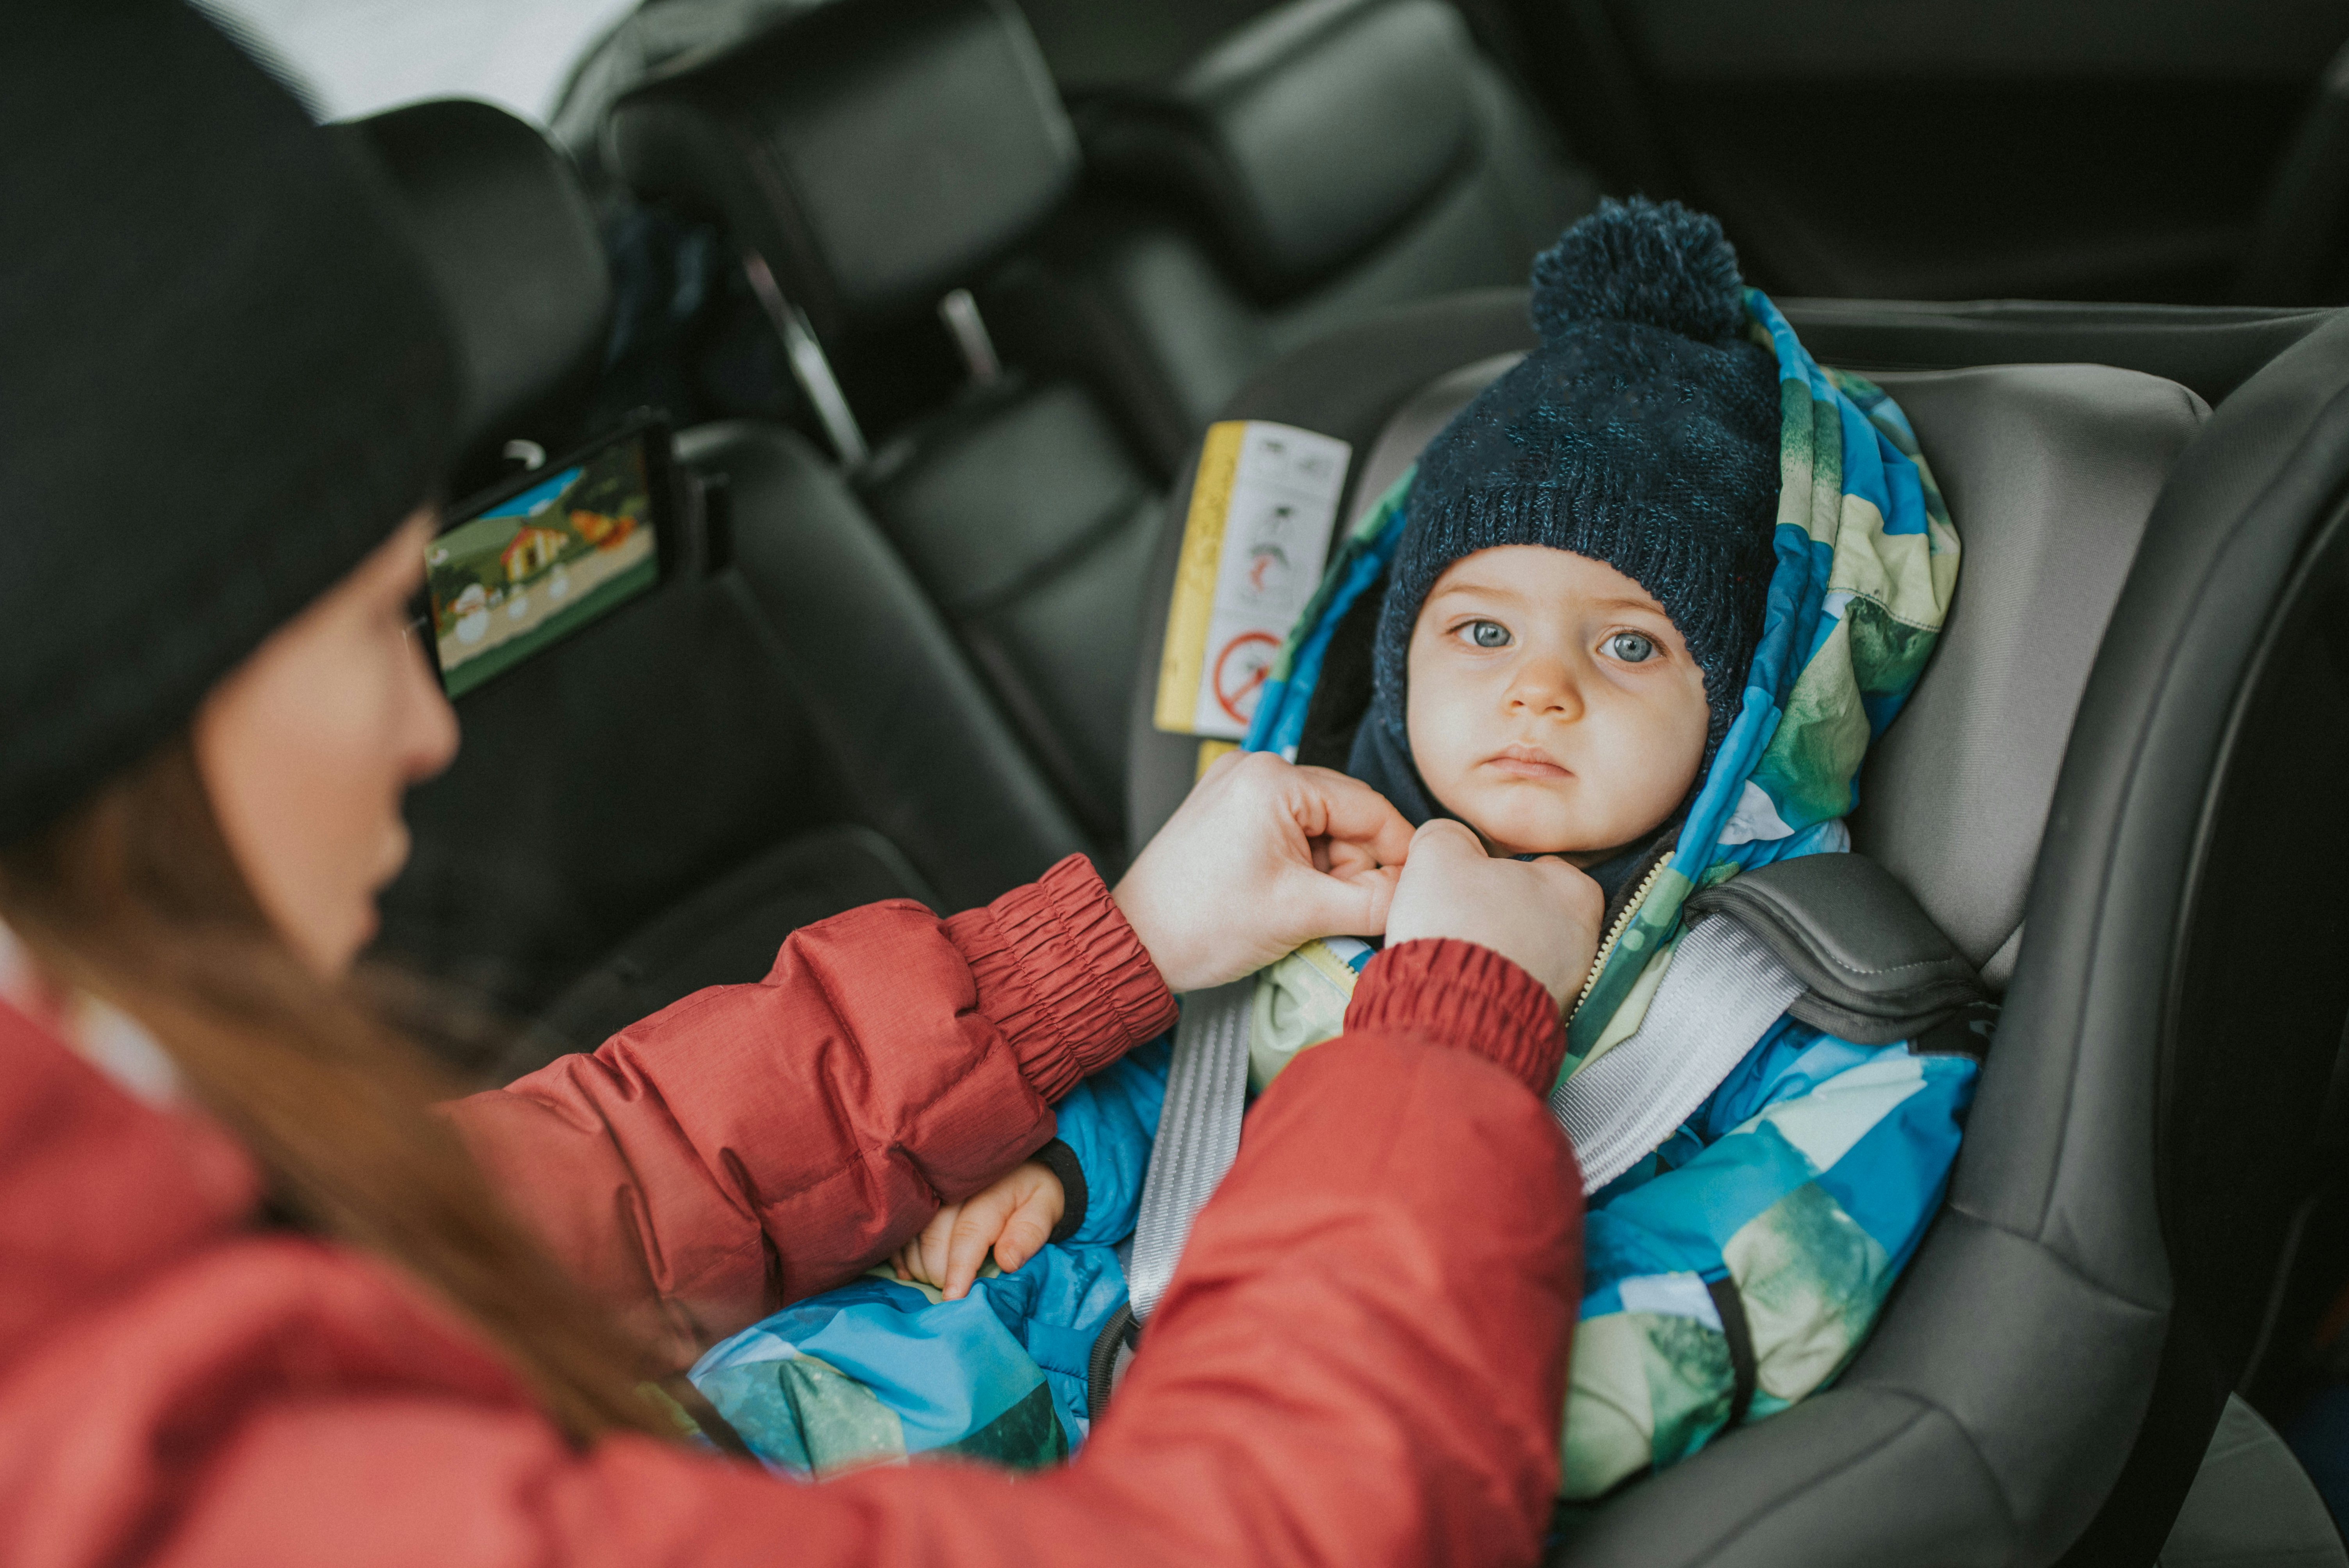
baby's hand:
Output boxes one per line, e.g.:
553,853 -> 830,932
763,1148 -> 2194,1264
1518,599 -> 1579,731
892,1159 -> 1065,1301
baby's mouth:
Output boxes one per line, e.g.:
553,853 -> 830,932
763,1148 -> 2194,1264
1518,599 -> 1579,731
1485,744 -> 1570,781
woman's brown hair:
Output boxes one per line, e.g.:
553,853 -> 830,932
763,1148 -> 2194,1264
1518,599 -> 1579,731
0,736 -> 672,1445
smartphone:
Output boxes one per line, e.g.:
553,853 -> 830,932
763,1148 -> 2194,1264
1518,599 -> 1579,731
418,414 -> 678,698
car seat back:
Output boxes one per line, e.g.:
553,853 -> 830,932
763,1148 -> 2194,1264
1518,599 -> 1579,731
1125,290 -> 2349,1563
349,100 -> 1086,1065
611,0 -> 1164,849
344,102 -> 613,497
987,0 -> 1599,474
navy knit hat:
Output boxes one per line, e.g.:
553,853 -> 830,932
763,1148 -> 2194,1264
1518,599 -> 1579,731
1363,198 -> 1781,773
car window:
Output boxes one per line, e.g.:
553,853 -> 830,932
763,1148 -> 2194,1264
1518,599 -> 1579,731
202,0 -> 640,124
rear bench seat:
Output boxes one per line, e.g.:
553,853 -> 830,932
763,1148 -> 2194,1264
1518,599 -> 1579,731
608,0 -> 1600,853
346,100 -> 1087,1075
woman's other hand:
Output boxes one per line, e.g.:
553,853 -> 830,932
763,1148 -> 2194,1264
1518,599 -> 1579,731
891,1160 -> 1064,1301
1383,819 -> 1604,1004
1113,751 -> 1415,994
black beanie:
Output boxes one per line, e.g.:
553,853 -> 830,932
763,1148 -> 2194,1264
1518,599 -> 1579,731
0,1 -> 458,845
1362,198 -> 1780,770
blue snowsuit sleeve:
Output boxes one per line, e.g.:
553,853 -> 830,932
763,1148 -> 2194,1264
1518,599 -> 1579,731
1046,1034 -> 1170,1247
1561,1018 -> 1978,1499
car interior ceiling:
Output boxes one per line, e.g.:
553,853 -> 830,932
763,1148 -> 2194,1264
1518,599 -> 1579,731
336,0 -> 2349,1559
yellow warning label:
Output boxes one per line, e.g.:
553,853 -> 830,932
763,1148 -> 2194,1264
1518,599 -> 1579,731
1155,422 -> 1244,732
1194,738 -> 1239,779
1152,420 -> 1350,738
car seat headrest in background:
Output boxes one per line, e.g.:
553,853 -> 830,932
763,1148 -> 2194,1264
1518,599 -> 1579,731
1851,367 -> 2208,988
1075,0 -> 1479,301
340,100 -> 613,497
609,0 -> 1078,344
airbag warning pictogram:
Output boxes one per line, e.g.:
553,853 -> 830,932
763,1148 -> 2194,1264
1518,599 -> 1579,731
1154,421 -> 1350,739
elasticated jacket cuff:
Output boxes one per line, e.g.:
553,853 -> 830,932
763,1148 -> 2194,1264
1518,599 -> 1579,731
1031,1138 -> 1089,1244
1345,939 -> 1567,1096
946,854 -> 1177,1102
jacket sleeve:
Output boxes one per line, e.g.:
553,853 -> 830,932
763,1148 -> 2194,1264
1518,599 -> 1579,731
1037,1034 -> 1170,1247
113,941 -> 1584,1568
1562,1020 -> 1979,1499
443,855 -> 1176,1371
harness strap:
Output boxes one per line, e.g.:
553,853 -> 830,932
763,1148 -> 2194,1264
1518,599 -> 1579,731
1551,915 -> 1804,1195
1126,977 -> 1254,1323
1122,915 -> 1802,1338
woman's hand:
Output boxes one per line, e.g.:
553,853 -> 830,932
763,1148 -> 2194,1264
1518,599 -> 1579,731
892,1160 -> 1066,1301
1383,820 -> 1605,1004
1113,751 -> 1415,994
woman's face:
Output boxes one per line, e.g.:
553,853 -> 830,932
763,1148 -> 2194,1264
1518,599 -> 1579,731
193,513 -> 458,977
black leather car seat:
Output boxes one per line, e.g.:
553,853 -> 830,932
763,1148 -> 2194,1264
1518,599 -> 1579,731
344,99 -> 1087,1072
609,0 -> 1159,849
606,0 -> 1600,853
986,0 -> 1601,476
1124,292 -> 2349,1564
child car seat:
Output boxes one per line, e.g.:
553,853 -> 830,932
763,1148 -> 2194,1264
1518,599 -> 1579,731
345,100 -> 1088,1067
1124,290 -> 2349,1564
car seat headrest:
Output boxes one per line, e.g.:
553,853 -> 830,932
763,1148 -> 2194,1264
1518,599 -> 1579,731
1076,0 -> 1479,301
340,100 -> 613,498
609,0 -> 1078,343
1132,347 -> 2207,996
1850,365 -> 2206,985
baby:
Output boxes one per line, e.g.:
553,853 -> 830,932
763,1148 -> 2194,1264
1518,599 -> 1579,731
697,199 -> 1975,1497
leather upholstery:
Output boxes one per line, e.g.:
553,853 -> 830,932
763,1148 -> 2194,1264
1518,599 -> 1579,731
356,99 -> 1087,1050
990,36 -> 1598,476
535,825 -> 936,1060
340,100 -> 613,496
1075,0 -> 1481,299
859,381 -> 1164,838
601,0 -> 1598,853
1688,855 -> 1985,1044
609,0 -> 1078,342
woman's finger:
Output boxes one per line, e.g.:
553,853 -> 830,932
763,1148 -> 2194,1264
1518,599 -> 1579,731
1277,860 -> 1401,941
1294,767 -> 1414,866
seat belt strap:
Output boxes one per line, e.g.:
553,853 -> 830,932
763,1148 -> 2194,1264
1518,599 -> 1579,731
1125,977 -> 1254,1323
1550,915 -> 1804,1194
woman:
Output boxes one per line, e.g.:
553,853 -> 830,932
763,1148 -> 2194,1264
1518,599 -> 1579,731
0,5 -> 1593,1564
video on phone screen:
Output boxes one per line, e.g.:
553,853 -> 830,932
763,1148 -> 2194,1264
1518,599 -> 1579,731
426,436 -> 658,698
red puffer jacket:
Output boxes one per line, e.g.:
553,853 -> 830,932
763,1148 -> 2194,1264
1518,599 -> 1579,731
0,856 -> 1581,1568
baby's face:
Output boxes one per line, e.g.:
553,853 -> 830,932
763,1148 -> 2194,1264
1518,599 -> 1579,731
1405,545 -> 1710,860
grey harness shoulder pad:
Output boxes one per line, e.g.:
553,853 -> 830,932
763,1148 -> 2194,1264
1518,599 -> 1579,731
1684,852 -> 1987,1047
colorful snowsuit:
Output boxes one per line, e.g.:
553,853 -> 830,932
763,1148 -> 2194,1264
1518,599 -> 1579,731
693,290 -> 1980,1499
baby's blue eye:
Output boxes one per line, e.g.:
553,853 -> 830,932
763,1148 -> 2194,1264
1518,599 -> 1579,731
1463,620 -> 1511,649
1605,631 -> 1657,663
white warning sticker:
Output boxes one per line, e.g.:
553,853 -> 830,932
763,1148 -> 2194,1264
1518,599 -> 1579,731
1154,421 -> 1350,739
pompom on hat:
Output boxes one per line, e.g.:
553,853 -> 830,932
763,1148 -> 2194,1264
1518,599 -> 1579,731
0,1 -> 456,844
1358,197 -> 1782,780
